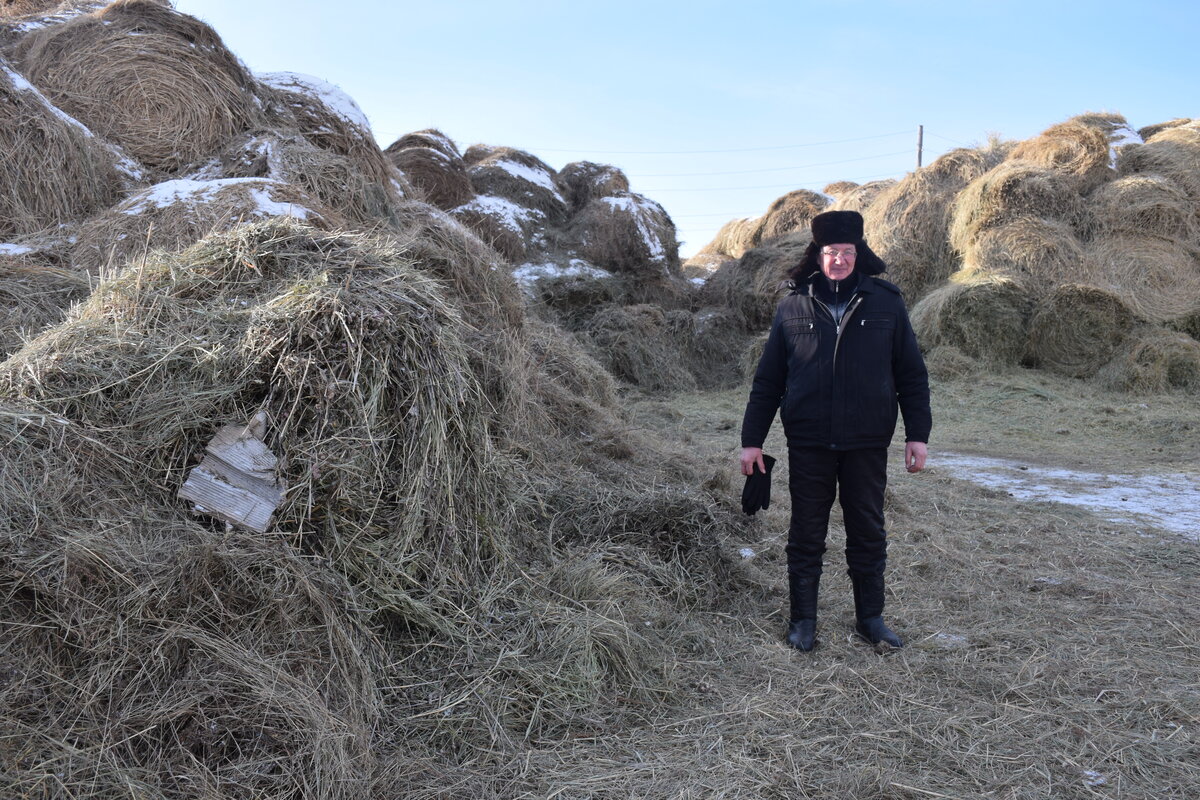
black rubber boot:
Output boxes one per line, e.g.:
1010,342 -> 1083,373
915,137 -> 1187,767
785,574 -> 819,651
850,573 -> 903,649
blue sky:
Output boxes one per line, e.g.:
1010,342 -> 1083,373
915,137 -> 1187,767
174,0 -> 1198,256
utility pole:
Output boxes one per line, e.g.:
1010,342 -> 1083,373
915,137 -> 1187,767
917,125 -> 924,169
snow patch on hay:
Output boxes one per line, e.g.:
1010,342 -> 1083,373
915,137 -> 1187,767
120,178 -> 313,220
512,259 -> 613,288
495,157 -> 562,198
602,195 -> 667,263
455,194 -> 544,234
257,71 -> 371,133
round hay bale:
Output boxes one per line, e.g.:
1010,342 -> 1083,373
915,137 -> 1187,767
568,192 -> 679,276
584,303 -> 697,391
909,276 -> 1032,366
13,0 -> 261,173
0,58 -> 128,238
957,217 -> 1089,286
462,142 -> 501,166
1137,118 -> 1192,141
388,127 -> 461,160
1006,121 -> 1114,192
703,230 -> 810,331
1089,174 -> 1196,241
556,160 -> 630,212
698,216 -> 761,260
1167,310 -> 1200,342
681,251 -> 735,280
822,180 -> 860,198
757,189 -> 829,242
0,255 -> 90,358
827,178 -> 897,214
1084,234 -> 1200,322
385,145 -> 473,210
1024,284 -> 1139,378
1097,327 -> 1200,393
450,194 -> 537,262
466,146 -> 568,224
1117,127 -> 1200,204
949,162 -> 1087,255
70,177 -> 342,273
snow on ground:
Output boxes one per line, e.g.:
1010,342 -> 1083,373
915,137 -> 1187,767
0,243 -> 35,256
121,178 -> 311,220
257,71 -> 372,133
935,451 -> 1200,539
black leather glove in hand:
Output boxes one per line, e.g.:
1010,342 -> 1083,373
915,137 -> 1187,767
741,454 -> 776,515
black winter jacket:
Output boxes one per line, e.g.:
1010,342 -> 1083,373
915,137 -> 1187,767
741,275 -> 931,450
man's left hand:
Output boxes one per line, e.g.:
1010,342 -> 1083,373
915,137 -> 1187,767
905,441 -> 927,473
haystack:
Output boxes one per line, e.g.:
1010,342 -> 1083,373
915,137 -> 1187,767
1006,120 -> 1115,192
466,146 -> 568,224
384,130 -> 473,211
1024,284 -> 1140,378
0,58 -> 129,237
955,217 -> 1089,287
949,161 -> 1087,255
1089,174 -> 1196,242
862,146 -> 1004,300
1084,234 -> 1200,322
569,192 -> 679,276
1097,327 -> 1200,393
827,178 -> 898,214
1117,124 -> 1200,208
556,160 -> 630,211
703,229 -> 810,331
584,304 -> 698,391
697,216 -> 761,260
450,194 -> 538,262
70,177 -> 340,273
822,180 -> 859,198
0,254 -> 91,358
13,0 -> 261,173
909,275 -> 1032,366
757,189 -> 829,242
1137,117 -> 1192,141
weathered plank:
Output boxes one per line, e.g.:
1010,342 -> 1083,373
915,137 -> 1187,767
179,420 -> 286,533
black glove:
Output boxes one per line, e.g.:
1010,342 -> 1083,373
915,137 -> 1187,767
741,454 -> 776,515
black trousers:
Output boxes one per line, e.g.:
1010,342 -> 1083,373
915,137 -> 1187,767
786,446 -> 889,579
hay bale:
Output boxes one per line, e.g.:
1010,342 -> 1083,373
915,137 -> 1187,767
13,0 -> 261,173
388,127 -> 461,160
0,57 -> 131,238
827,178 -> 897,214
1089,174 -> 1196,241
681,251 -> 735,280
1117,126 -> 1200,205
450,194 -> 537,262
1006,121 -> 1114,192
1097,327 -> 1200,392
385,144 -> 473,210
70,177 -> 341,273
862,146 -> 1003,300
556,161 -> 630,211
568,192 -> 679,276
703,230 -> 809,331
584,303 -> 697,391
466,146 -> 568,224
757,189 -> 829,242
1024,284 -> 1140,378
822,180 -> 859,198
0,254 -> 90,358
1084,234 -> 1200,322
698,216 -> 762,260
1137,118 -> 1192,141
949,162 -> 1087,255
956,217 -> 1089,286
909,276 -> 1032,366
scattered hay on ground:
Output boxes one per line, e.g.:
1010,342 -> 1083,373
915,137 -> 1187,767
910,275 -> 1032,366
70,176 -> 340,273
466,146 -> 568,224
569,192 -> 679,276
949,161 -> 1087,255
1084,234 -> 1200,322
0,57 -> 129,237
827,178 -> 897,214
384,142 -> 473,210
1097,327 -> 1200,392
556,160 -> 630,211
0,254 -> 90,358
1024,283 -> 1140,378
1089,173 -> 1196,241
956,216 -> 1089,286
13,0 -> 261,173
756,189 -> 828,242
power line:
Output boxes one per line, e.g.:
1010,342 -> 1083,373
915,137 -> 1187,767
629,149 -> 912,178
527,129 -> 913,155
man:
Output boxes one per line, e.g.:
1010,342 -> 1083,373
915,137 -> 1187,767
740,210 -> 930,652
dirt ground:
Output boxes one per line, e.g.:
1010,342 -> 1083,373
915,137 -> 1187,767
480,368 -> 1200,799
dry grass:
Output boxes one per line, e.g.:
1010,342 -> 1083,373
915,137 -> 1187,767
956,216 -> 1089,286
1090,173 -> 1197,241
700,216 -> 761,260
1007,120 -> 1116,192
910,274 -> 1032,366
949,161 -> 1088,256
1085,234 -> 1200,322
466,146 -> 569,224
0,57 -> 128,237
557,160 -> 631,211
1097,327 -> 1200,393
702,230 -> 810,331
1118,125 -> 1200,208
757,189 -> 829,242
1024,284 -> 1141,378
822,180 -> 860,198
12,0 -> 261,173
1137,118 -> 1192,141
385,143 -> 473,210
827,178 -> 897,214
0,255 -> 91,358
569,192 -> 679,276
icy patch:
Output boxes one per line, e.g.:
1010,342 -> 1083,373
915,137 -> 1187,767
738,547 -> 756,559
690,276 -> 708,286
511,259 -> 614,288
494,158 -> 562,198
931,632 -> 968,649
257,71 -> 372,133
121,178 -> 310,220
936,451 -> 1200,539
1081,770 -> 1107,787
0,243 -> 34,256
455,195 -> 543,233
602,195 -> 667,262
1107,125 -> 1143,168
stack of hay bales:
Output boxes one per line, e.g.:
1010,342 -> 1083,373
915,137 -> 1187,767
827,178 -> 897,214
702,230 -> 810,332
684,188 -> 828,271
384,128 -> 473,210
568,191 -> 678,276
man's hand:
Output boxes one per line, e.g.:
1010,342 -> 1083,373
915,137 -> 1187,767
740,446 -> 766,476
905,441 -> 927,473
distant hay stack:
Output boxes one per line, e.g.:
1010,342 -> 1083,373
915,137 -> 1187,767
584,304 -> 697,391
822,180 -> 860,198
556,161 -> 630,212
384,128 -> 472,211
390,128 -> 460,159
909,276 -> 1031,366
956,217 -> 1089,286
1084,235 -> 1200,322
70,177 -> 339,273
1089,174 -> 1196,241
827,178 -> 897,214
949,162 -> 1087,256
1007,120 -> 1115,192
569,192 -> 679,276
13,0 -> 261,173
0,255 -> 91,358
863,147 -> 1002,300
1098,327 -> 1200,393
0,58 -> 128,237
1024,284 -> 1140,378
757,189 -> 829,242
466,147 -> 568,224
259,72 -> 405,222
698,217 -> 761,260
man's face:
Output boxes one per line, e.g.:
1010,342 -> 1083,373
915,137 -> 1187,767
820,243 -> 857,282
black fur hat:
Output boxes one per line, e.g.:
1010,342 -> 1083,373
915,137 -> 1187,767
787,209 -> 887,281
